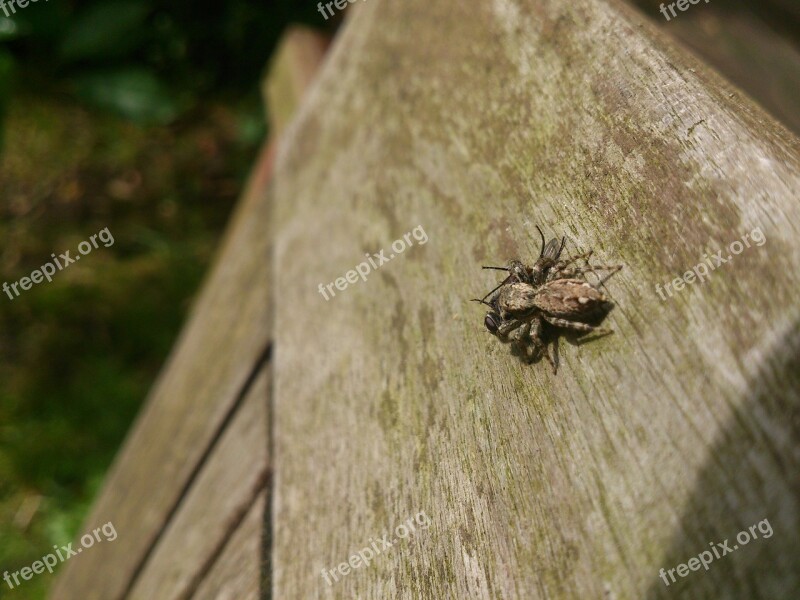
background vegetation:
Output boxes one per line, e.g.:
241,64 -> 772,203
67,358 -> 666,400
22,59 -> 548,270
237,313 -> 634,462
0,1 -> 325,596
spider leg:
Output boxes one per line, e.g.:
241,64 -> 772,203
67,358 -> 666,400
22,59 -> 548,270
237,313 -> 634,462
564,263 -> 618,276
590,264 -> 623,288
553,265 -> 587,280
556,260 -> 623,293
529,315 -> 543,342
516,321 -> 531,341
549,250 -> 595,281
555,263 -> 621,285
541,314 -> 612,336
525,317 -> 551,368
554,250 -> 593,272
496,317 -> 526,340
550,334 -> 559,374
528,317 -> 559,373
510,321 -> 532,360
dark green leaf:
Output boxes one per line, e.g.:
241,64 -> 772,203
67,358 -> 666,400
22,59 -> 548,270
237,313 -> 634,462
59,1 -> 150,64
71,68 -> 180,124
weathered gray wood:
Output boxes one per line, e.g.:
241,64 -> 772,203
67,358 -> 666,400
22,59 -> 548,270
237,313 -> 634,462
264,27 -> 332,135
635,0 -> 800,135
50,143 -> 274,600
270,0 -> 800,598
193,491 -> 267,600
128,367 -> 269,600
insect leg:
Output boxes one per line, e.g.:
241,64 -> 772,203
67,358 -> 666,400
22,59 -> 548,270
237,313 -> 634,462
479,276 -> 513,303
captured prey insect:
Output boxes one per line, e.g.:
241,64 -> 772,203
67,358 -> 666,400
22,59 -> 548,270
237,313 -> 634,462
477,226 -> 566,305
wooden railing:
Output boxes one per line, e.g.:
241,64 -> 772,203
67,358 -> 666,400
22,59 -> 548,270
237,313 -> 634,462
54,0 -> 800,597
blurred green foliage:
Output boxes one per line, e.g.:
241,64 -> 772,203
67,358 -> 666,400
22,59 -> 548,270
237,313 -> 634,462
0,0 -> 325,130
0,96 -> 261,597
0,0 -> 327,596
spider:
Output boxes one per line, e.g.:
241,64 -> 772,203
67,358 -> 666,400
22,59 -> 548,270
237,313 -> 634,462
473,262 -> 622,372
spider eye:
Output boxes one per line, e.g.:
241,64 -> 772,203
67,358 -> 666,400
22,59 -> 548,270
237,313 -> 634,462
484,313 -> 501,334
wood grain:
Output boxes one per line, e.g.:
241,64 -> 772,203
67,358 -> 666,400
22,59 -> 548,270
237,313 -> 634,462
193,491 -> 267,600
128,367 -> 269,600
270,0 -> 800,598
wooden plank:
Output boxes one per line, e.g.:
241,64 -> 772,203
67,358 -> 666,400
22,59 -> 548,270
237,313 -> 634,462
270,0 -> 800,598
50,141 -> 275,600
51,25 -> 332,600
632,0 -> 800,135
193,491 -> 267,600
264,27 -> 332,135
127,366 -> 269,600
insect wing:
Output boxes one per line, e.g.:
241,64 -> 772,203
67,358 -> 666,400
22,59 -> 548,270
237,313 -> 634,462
541,237 -> 563,261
